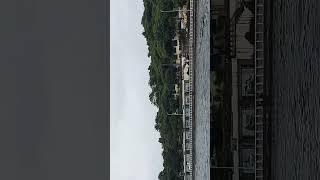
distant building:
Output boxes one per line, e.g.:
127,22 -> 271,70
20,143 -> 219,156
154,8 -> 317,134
173,84 -> 180,99
178,5 -> 188,30
181,51 -> 193,180
173,34 -> 182,64
182,57 -> 190,81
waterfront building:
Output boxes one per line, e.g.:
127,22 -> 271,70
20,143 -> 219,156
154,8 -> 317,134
210,0 -> 266,180
177,5 -> 189,30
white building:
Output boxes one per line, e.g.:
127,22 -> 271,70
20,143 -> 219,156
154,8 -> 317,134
173,34 -> 182,65
178,5 -> 188,30
181,54 -> 193,180
173,84 -> 180,99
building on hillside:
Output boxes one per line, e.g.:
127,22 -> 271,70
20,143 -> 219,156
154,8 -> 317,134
173,84 -> 180,99
173,33 -> 182,65
178,5 -> 189,30
181,48 -> 192,180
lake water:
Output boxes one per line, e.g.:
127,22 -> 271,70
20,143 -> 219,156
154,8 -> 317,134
194,0 -> 211,179
271,0 -> 320,179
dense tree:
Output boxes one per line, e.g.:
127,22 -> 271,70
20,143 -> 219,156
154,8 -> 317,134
142,0 -> 186,179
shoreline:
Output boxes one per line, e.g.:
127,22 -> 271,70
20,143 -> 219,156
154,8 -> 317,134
192,0 -> 197,178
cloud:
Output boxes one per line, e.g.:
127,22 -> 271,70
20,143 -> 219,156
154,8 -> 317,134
111,0 -> 164,180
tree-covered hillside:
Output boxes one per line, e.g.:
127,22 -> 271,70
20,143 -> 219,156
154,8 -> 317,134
141,0 -> 187,179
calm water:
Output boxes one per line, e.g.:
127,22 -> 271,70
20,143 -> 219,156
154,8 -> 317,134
271,0 -> 320,179
194,0 -> 210,179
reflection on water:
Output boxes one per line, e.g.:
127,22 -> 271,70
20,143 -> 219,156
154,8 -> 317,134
272,0 -> 320,179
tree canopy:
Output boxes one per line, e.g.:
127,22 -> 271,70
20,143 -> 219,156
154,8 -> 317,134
142,0 -> 187,179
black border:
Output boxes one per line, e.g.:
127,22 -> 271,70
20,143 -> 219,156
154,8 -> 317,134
0,0 -> 110,179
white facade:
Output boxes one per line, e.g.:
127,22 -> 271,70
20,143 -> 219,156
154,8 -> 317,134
173,84 -> 180,99
181,55 -> 193,180
173,34 -> 182,65
182,56 -> 190,81
179,5 -> 188,30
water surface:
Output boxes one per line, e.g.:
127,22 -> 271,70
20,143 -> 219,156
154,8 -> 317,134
272,0 -> 320,179
194,0 -> 210,179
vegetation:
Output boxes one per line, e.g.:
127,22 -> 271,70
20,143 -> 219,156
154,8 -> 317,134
141,0 -> 187,179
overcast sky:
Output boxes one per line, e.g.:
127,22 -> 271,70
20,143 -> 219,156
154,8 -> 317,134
111,0 -> 164,180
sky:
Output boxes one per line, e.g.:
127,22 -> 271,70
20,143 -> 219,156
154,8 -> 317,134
111,0 -> 164,180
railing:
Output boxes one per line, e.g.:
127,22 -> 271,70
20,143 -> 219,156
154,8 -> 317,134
185,0 -> 195,179
254,0 -> 264,180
